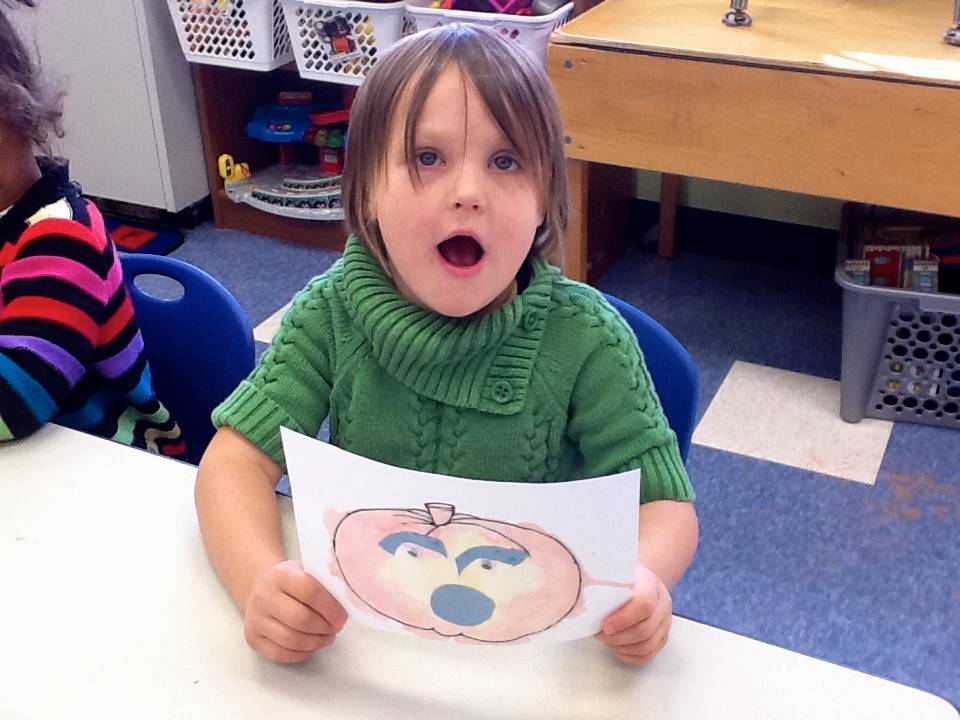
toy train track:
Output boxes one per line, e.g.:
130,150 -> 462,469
281,176 -> 340,192
222,163 -> 345,221
250,188 -> 342,209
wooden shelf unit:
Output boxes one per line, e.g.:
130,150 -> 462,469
192,62 -> 347,252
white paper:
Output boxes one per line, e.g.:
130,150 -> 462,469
282,427 -> 639,645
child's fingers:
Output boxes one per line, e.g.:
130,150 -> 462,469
269,591 -> 338,635
615,631 -> 669,667
279,566 -> 348,630
600,591 -> 658,635
247,633 -> 319,665
597,614 -> 659,647
609,612 -> 671,651
259,616 -> 333,653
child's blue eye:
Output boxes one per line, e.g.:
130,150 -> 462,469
493,155 -> 519,171
416,151 -> 439,167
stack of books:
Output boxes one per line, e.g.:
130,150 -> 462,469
845,222 -> 960,294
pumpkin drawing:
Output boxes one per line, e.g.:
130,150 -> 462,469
333,502 -> 582,642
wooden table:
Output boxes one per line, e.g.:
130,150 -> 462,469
2,425 -> 957,718
548,0 -> 960,282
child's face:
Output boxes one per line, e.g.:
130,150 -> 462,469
372,65 -> 543,317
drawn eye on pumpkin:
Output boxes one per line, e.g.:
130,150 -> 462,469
333,502 -> 582,643
379,532 -> 447,559
454,546 -> 528,574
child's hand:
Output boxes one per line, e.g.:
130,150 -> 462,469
243,560 -> 348,663
595,564 -> 672,667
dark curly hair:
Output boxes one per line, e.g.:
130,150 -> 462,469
0,0 -> 65,153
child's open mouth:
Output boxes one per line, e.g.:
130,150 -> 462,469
437,234 -> 484,273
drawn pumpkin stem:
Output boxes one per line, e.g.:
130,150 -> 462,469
426,502 -> 455,526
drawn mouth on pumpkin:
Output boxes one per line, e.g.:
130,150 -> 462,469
437,233 -> 484,276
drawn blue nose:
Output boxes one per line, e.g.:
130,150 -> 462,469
430,584 -> 495,626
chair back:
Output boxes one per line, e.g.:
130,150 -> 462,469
121,254 -> 255,464
603,293 -> 699,462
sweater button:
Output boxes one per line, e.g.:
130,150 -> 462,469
491,380 -> 514,403
521,308 -> 544,332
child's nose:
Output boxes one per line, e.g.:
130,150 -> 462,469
450,165 -> 484,211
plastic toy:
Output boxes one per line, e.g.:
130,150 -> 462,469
221,164 -> 343,221
190,0 -> 227,12
318,127 -> 346,176
217,153 -> 252,183
246,102 -> 315,166
246,91 -> 353,170
317,15 -> 362,60
430,0 -> 532,12
219,90 -> 354,221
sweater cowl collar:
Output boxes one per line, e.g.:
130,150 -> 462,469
337,237 -> 557,414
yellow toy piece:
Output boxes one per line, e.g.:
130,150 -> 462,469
218,153 -> 252,183
190,0 -> 228,12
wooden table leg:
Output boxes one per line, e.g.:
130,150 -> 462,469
565,159 -> 636,284
565,158 -> 589,282
658,173 -> 681,258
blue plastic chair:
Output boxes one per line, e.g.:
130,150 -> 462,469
603,293 -> 700,462
121,254 -> 255,465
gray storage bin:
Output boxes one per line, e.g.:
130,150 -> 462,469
836,246 -> 960,429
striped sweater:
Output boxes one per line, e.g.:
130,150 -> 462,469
0,162 -> 185,457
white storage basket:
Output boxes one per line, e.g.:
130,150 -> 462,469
166,0 -> 294,71
282,0 -> 410,85
405,2 -> 573,63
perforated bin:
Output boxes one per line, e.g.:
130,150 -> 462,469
167,0 -> 294,71
405,2 -> 573,64
282,0 -> 410,85
836,246 -> 960,430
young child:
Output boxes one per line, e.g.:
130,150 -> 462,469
196,24 -> 698,666
0,0 -> 185,457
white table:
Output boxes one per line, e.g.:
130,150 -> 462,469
2,426 -> 956,719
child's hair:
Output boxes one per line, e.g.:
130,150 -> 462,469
0,0 -> 65,154
343,24 -> 569,269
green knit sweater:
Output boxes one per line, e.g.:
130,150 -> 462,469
213,239 -> 693,503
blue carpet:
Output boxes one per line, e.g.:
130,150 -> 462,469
168,222 -> 339,326
675,445 -> 958,703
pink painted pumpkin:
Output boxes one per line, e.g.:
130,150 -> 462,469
334,503 -> 582,642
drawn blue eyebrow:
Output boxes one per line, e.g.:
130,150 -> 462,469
455,546 -> 529,575
379,532 -> 447,557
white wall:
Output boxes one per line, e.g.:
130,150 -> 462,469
10,1 -> 208,212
